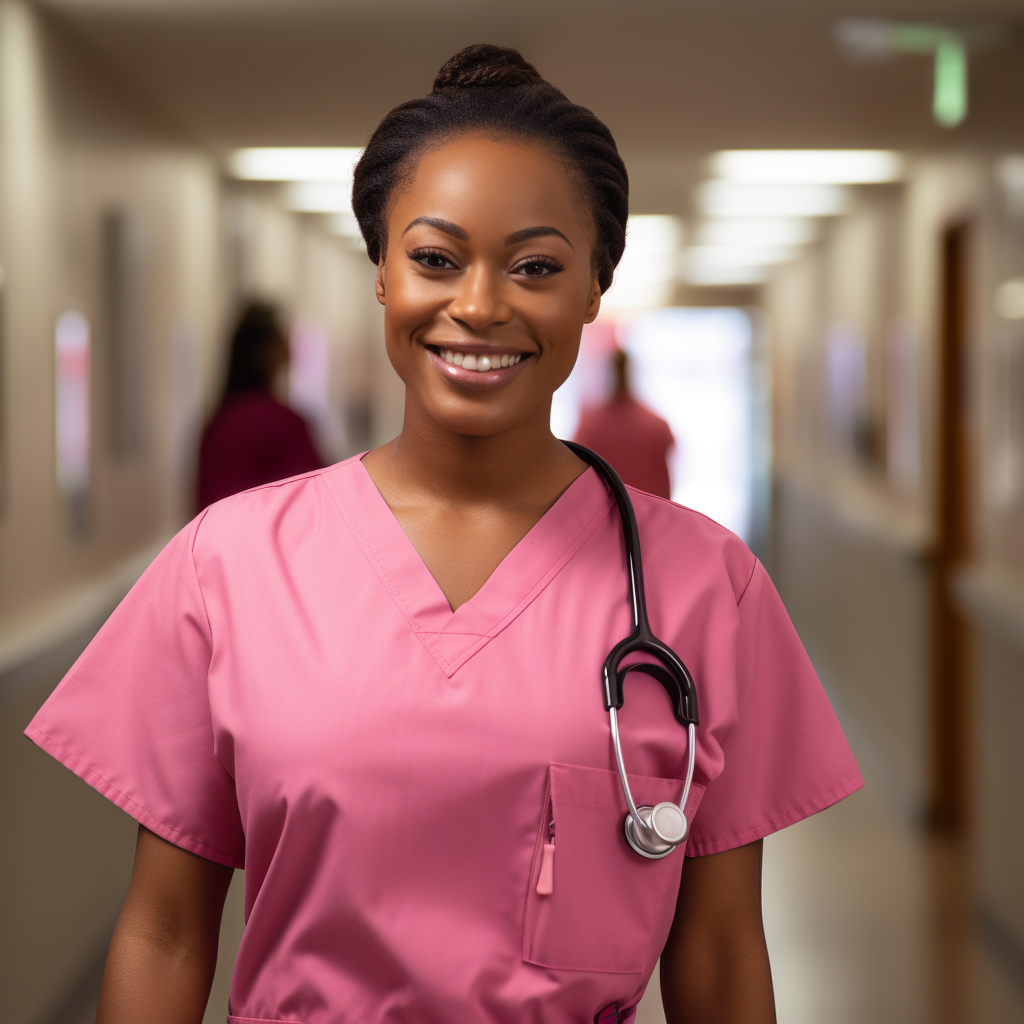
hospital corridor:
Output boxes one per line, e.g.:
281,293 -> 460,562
2,1 -> 1024,1021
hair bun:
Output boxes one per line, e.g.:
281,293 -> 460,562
432,44 -> 543,92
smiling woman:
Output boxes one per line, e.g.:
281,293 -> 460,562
26,43 -> 860,1024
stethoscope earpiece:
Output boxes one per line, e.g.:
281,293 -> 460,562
563,442 -> 701,862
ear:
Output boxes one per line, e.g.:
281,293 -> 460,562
375,260 -> 386,306
583,273 -> 602,324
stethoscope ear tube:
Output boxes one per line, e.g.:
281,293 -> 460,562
564,441 -> 701,860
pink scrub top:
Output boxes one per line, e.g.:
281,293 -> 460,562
27,455 -> 862,1024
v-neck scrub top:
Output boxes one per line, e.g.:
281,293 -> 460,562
27,456 -> 862,1024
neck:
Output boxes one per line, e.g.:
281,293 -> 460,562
370,396 -> 583,508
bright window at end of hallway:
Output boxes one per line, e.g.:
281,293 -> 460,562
55,310 -> 90,515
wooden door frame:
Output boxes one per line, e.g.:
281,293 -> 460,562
929,221 -> 973,835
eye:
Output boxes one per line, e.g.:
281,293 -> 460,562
411,249 -> 458,271
512,256 -> 563,278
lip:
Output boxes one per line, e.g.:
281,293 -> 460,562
422,343 -> 534,390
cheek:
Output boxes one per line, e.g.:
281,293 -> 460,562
383,262 -> 438,331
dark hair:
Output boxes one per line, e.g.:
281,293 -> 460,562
352,44 -> 628,292
223,301 -> 287,397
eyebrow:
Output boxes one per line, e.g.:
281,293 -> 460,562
400,217 -> 574,251
401,216 -> 468,240
505,226 -> 574,249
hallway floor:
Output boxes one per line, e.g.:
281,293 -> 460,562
637,770 -> 1024,1023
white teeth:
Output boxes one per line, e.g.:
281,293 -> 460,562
441,350 -> 526,371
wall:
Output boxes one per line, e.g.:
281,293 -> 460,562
765,153 -> 1024,962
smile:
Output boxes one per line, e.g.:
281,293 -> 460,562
423,344 -> 534,387
439,349 -> 524,371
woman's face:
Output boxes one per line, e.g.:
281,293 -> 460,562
377,134 -> 602,437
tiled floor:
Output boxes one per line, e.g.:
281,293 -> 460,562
636,776 -> 1024,1023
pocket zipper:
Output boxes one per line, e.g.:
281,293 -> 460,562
536,817 -> 555,896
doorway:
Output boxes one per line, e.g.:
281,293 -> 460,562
930,222 -> 973,835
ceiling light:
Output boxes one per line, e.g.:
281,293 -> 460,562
602,215 -> 683,310
686,244 -> 797,269
284,182 -> 352,214
684,265 -> 770,287
697,181 -> 850,218
711,150 -> 904,184
229,147 -> 362,181
696,219 -> 817,247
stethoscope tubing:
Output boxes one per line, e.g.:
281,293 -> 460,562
563,441 -> 700,856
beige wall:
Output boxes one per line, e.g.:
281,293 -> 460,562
0,1 -> 226,628
765,153 -> 1024,959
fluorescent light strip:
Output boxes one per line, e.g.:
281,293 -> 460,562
698,181 -> 850,218
710,150 -> 904,184
687,244 -> 797,269
229,147 -> 362,182
284,182 -> 352,213
684,265 -> 770,287
696,219 -> 817,247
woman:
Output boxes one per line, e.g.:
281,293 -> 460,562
196,301 -> 322,511
27,45 -> 861,1024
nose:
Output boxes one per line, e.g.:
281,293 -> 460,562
447,263 -> 512,332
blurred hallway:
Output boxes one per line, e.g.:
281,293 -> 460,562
2,0 -> 1024,1020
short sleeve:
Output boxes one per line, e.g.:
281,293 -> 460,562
24,515 -> 245,868
686,561 -> 863,857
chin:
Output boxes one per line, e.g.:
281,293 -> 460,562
426,395 -> 530,438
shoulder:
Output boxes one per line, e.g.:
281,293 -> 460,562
631,400 -> 672,436
193,456 -> 359,559
626,486 -> 756,603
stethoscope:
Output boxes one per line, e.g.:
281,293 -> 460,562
564,442 -> 700,860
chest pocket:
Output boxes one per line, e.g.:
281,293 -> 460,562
523,763 -> 704,975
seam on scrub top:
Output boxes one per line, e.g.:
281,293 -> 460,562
188,507 -> 216,645
627,484 -> 758,605
436,494 -> 614,676
189,506 -> 250,792
688,770 -> 865,855
735,556 -> 759,605
404,491 -> 613,677
324,465 -> 432,638
24,724 -> 245,867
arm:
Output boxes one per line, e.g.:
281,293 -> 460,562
96,824 -> 234,1024
660,840 -> 776,1024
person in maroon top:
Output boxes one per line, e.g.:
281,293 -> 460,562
574,348 -> 675,499
196,302 -> 322,511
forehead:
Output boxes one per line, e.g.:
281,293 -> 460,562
391,134 -> 592,240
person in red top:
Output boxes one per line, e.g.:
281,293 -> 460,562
574,348 -> 675,499
196,302 -> 322,511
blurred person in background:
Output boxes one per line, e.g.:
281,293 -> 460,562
574,348 -> 674,499
196,301 -> 322,510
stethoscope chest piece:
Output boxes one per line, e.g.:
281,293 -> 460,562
623,802 -> 689,860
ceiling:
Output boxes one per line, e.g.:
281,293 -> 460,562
40,0 -> 1024,215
